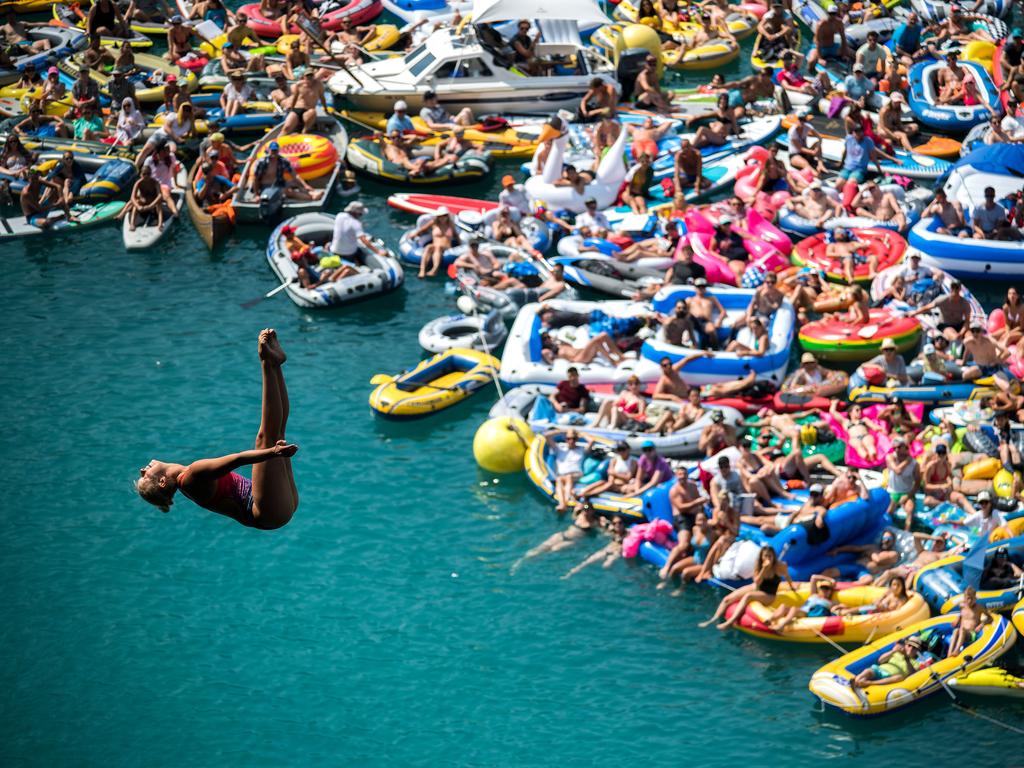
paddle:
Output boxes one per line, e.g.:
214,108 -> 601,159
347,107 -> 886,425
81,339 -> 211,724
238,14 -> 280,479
240,279 -> 294,308
294,13 -> 365,88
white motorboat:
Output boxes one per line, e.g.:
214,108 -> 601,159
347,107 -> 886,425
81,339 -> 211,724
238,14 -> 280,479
327,22 -> 618,115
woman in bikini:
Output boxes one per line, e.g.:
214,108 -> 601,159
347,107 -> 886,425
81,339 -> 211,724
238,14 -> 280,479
562,515 -> 629,579
489,206 -> 538,255
136,329 -> 299,529
651,386 -> 707,434
992,286 -> 1024,345
701,545 -> 795,630
594,376 -> 650,429
419,209 -> 457,278
577,441 -> 638,499
660,510 -> 716,593
830,401 -> 880,462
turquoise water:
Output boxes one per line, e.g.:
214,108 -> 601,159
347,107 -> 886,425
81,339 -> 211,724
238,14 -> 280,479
2,10 -> 1021,766
2,172 -> 1019,766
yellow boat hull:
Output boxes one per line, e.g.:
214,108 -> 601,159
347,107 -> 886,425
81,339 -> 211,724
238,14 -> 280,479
728,584 -> 931,644
368,349 -> 498,419
809,615 -> 1017,716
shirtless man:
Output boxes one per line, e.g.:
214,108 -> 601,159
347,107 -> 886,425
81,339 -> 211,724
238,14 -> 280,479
756,2 -> 796,60
784,180 -> 843,227
165,15 -> 194,63
911,280 -> 973,338
962,324 -> 1009,386
269,72 -> 291,111
626,117 -> 673,161
1,10 -> 53,53
688,278 -> 726,348
921,189 -> 968,236
453,239 -> 524,290
122,163 -> 164,232
634,55 -> 672,113
652,356 -> 692,402
854,179 -> 906,230
20,168 -> 69,228
579,77 -> 618,120
723,67 -> 777,107
226,12 -> 264,48
673,139 -> 707,195
591,114 -> 622,169
380,131 -> 428,176
806,8 -> 851,74
877,93 -> 918,152
825,228 -> 877,284
283,71 -> 328,134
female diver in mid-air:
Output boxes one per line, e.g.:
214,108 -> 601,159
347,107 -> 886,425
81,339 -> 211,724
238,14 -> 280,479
136,329 -> 299,529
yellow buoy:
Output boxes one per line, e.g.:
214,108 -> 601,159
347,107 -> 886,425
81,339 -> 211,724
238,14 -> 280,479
614,23 -> 663,79
473,417 -> 534,473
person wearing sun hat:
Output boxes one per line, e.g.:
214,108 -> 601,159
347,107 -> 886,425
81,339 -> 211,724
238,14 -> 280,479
385,100 -> 414,135
165,13 -> 194,63
877,90 -> 918,152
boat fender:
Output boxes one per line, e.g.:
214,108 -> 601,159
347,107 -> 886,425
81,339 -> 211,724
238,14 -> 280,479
962,456 -> 1001,481
964,428 -> 999,457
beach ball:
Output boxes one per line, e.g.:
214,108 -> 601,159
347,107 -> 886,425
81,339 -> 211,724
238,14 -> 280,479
473,417 -> 534,474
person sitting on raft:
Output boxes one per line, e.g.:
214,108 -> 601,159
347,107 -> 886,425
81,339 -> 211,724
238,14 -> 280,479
576,441 -> 638,499
725,316 -> 768,357
593,375 -> 651,430
706,216 -> 757,283
826,227 -> 880,284
786,352 -> 838,397
579,77 -> 618,121
829,525 -> 900,579
699,410 -> 738,457
549,366 -> 591,416
857,336 -> 910,385
947,586 -> 992,658
852,635 -> 930,688
981,545 -> 1024,589
489,205 -> 541,256
701,545 -> 796,630
783,180 -> 844,229
684,94 -> 741,149
136,329 -> 299,529
545,429 -> 594,514
411,208 -> 459,279
626,116 -> 673,161
857,175 -> 908,234
659,508 -> 717,592
768,574 -> 838,631
454,238 -> 525,291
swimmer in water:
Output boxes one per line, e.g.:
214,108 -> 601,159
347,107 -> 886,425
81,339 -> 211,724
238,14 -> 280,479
135,329 -> 299,529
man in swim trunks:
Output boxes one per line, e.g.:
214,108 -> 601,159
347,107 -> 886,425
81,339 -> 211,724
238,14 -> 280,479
634,55 -> 673,113
227,12 -> 266,48
579,77 -> 618,121
877,92 -> 919,152
806,8 -> 851,74
962,324 -> 1010,386
825,227 -> 878,284
756,2 -> 797,61
20,168 -> 67,228
688,278 -> 726,349
626,116 -> 673,161
283,70 -> 327,135
672,139 -> 707,196
853,179 -> 906,231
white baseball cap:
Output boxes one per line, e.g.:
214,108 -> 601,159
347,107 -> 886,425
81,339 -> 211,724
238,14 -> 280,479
394,100 -> 408,111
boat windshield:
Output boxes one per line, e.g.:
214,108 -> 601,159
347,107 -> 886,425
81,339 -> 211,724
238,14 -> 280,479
409,51 -> 436,77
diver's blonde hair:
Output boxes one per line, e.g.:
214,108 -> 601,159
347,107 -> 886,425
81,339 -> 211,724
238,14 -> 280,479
136,476 -> 173,513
